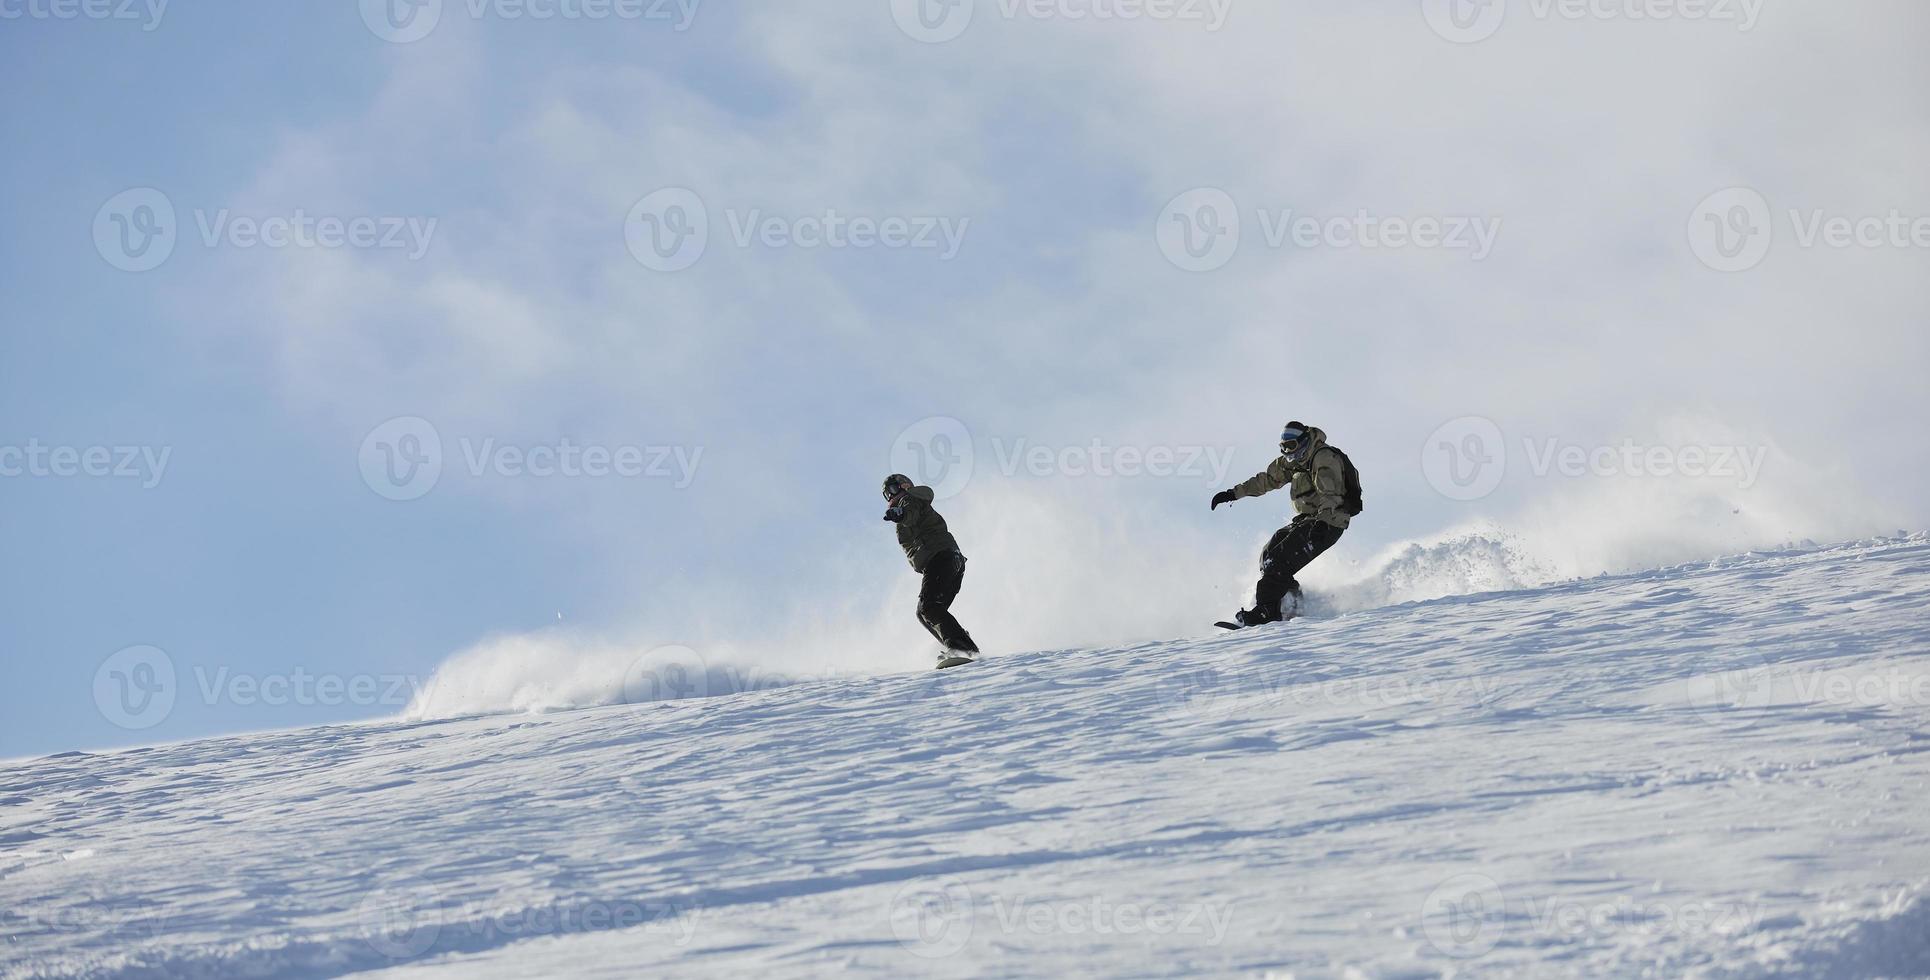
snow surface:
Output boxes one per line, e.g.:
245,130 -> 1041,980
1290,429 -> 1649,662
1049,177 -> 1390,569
4,536 -> 1929,978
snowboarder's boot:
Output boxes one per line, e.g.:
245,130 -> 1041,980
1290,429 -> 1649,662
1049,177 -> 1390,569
1215,607 -> 1275,630
1237,606 -> 1281,628
1224,590 -> 1302,630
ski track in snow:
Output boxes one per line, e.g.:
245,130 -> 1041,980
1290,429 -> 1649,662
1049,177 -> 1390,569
3,536 -> 1928,978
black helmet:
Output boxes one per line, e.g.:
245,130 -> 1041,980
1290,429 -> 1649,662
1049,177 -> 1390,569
1279,421 -> 1314,462
882,473 -> 914,499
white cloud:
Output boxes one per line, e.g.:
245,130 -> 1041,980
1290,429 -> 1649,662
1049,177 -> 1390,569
185,2 -> 1925,681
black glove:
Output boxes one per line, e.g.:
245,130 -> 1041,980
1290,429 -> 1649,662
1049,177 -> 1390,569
1211,490 -> 1237,510
883,505 -> 905,523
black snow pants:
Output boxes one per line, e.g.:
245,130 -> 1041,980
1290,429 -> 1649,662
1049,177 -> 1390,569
1253,517 -> 1345,622
917,551 -> 979,653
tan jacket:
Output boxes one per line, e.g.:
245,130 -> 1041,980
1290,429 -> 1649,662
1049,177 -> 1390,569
892,486 -> 962,572
1231,426 -> 1351,530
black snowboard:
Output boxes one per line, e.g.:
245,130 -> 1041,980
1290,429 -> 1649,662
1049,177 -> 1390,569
1217,616 -> 1299,630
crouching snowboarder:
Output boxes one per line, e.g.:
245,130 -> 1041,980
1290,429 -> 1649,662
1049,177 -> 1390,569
882,474 -> 980,667
1209,421 -> 1362,627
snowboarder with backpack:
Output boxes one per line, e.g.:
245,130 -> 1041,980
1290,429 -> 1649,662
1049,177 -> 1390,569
882,474 -> 980,668
1210,422 -> 1362,627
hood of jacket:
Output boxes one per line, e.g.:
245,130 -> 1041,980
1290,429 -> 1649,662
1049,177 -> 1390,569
1286,425 -> 1329,466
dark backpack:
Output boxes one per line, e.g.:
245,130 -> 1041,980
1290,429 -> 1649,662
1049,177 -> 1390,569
1323,446 -> 1365,516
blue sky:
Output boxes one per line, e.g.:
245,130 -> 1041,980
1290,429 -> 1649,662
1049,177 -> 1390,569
4,1 -> 1927,756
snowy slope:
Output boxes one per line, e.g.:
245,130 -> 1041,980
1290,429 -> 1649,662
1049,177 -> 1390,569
4,536 -> 1928,979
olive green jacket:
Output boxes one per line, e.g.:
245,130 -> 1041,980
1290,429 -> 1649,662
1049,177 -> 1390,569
1231,426 -> 1352,530
892,486 -> 962,572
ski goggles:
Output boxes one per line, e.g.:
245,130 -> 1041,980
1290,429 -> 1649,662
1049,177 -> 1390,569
882,475 -> 912,499
1279,427 -> 1308,453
